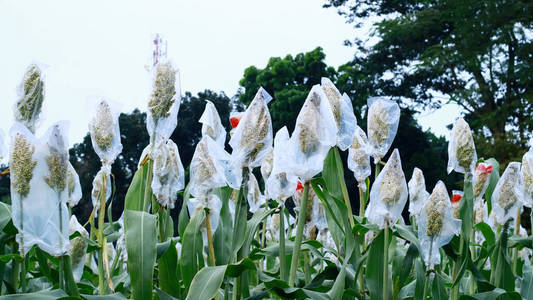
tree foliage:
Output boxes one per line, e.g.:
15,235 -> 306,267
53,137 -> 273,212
325,0 -> 533,164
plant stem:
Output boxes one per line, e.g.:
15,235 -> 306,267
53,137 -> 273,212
451,233 -> 464,300
143,159 -> 153,212
58,191 -> 65,291
19,198 -> 25,292
375,161 -> 381,178
279,205 -> 286,281
97,171 -> 108,295
20,257 -> 26,292
205,207 -> 216,267
288,181 -> 309,287
383,223 -> 389,300
512,209 -> 521,274
63,255 -> 80,297
423,238 -> 434,300
304,252 -> 311,284
334,147 -> 354,228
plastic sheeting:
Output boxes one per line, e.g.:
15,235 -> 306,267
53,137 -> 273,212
320,78 -> 357,151
521,149 -> 533,207
69,215 -> 88,282
417,181 -> 461,268
347,126 -> 371,192
491,162 -> 523,225
266,127 -> 298,203
408,167 -> 429,217
229,87 -> 273,169
88,98 -> 123,166
187,194 -> 222,245
66,162 -> 82,207
366,97 -> 400,163
287,85 -> 337,181
151,139 -> 185,208
447,118 -> 477,175
365,149 -> 408,229
200,100 -> 226,146
14,63 -> 45,134
247,172 -> 266,213
473,162 -> 493,201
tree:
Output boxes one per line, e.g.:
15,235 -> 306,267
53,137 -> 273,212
325,0 -> 533,164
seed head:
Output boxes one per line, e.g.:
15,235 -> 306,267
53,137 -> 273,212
522,154 -> 533,198
70,236 -> 88,267
379,152 -> 404,205
424,183 -> 448,237
91,101 -> 114,151
367,100 -> 391,152
10,134 -> 37,198
239,91 -> 271,162
498,166 -> 519,211
321,79 -> 342,127
44,125 -> 68,192
67,166 -> 76,197
149,62 -> 177,124
297,92 -> 321,155
453,119 -> 476,172
16,64 -> 44,133
193,139 -> 215,183
261,148 -> 274,180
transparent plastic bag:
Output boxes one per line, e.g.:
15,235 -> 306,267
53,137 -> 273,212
229,87 -> 273,169
147,60 -> 181,145
320,78 -> 357,151
451,190 -> 463,219
151,139 -> 185,208
200,100 -> 226,146
447,118 -> 477,175
116,214 -> 128,270
288,85 -> 337,181
260,148 -> 274,182
417,181 -> 461,268
190,136 -> 240,198
347,126 -> 371,192
187,194 -> 222,244
229,111 -> 243,137
69,215 -> 88,282
91,165 -> 112,216
14,63 -> 46,134
247,172 -> 266,213
88,98 -> 123,165
11,122 -> 70,256
0,129 -> 7,161
67,162 -> 82,207
365,149 -> 408,229
408,167 -> 429,217
266,127 -> 298,202
366,97 -> 400,163
521,149 -> 533,207
473,162 -> 493,201
491,162 -> 523,225
266,213 -> 288,242
312,195 -> 328,231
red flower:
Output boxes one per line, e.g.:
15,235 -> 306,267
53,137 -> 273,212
230,114 -> 243,129
451,191 -> 463,203
476,163 -> 493,174
296,181 -> 303,193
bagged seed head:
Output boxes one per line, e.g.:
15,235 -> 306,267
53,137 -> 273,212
91,165 -> 112,217
88,98 -> 123,165
229,87 -> 273,169
521,149 -> 533,207
186,194 -> 222,245
147,60 -> 181,145
491,162 -> 523,225
417,181 -> 461,268
266,127 -> 298,203
266,212 -> 289,242
320,78 -> 357,151
200,100 -> 226,146
247,172 -> 266,213
366,97 -> 400,163
447,118 -> 477,175
288,85 -> 337,180
11,122 -> 71,256
66,162 -> 82,207
190,136 -> 240,198
0,129 -> 7,161
260,147 -> 274,182
151,140 -> 185,208
312,195 -> 328,231
473,162 -> 493,201
348,126 -> 371,191
451,190 -> 463,219
408,167 -> 429,217
15,64 -> 45,133
69,215 -> 89,282
365,149 -> 408,229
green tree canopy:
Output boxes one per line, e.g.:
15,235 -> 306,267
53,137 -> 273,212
326,0 -> 533,164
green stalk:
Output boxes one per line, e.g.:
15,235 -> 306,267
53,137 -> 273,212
304,252 -> 311,284
279,206 -> 286,281
334,147 -> 354,227
63,255 -> 80,297
383,223 -> 389,300
375,161 -> 381,178
19,198 -> 26,291
512,209 -> 521,274
143,159 -> 153,212
20,257 -> 27,292
358,186 -> 366,296
288,182 -> 309,287
58,191 -> 65,291
451,233 -> 464,300
423,238 -> 434,300
205,208 -> 216,267
97,171 -> 108,295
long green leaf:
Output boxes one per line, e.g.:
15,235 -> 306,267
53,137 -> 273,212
124,163 -> 149,212
125,210 -> 157,300
0,289 -> 68,299
521,265 -> 533,300
158,239 -> 180,297
179,210 -> 205,291
366,230 -> 385,300
431,272 -> 447,300
213,187 -> 233,265
0,202 -> 12,232
484,158 -> 500,214
185,265 -> 227,300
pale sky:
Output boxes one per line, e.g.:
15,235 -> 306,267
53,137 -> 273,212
0,0 -> 460,158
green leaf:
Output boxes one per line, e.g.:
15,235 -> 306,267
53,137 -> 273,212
185,265 -> 227,300
124,210 -> 157,300
328,266 -> 346,300
0,202 -> 12,232
155,288 -> 179,300
475,222 -> 495,248
225,258 -> 256,277
124,163 -> 149,212
521,265 -> 533,300
81,293 -> 128,299
178,184 -> 191,238
213,187 -> 233,265
0,289 -> 68,299
468,288 -> 521,300
366,230 -> 387,300
179,210 -> 205,291
431,272 -> 447,300
398,243 -> 418,288
414,258 -> 425,300
156,239 -> 172,259
322,148 -> 343,200
460,175 -> 474,246
158,239 -> 180,297
484,158 -> 500,214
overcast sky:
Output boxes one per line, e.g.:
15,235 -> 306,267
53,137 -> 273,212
0,0 -> 460,156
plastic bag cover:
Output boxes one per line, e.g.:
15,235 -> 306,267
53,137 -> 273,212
67,162 -> 82,207
151,139 -> 185,208
407,167 -> 429,217
366,97 -> 400,163
347,126 -> 371,191
69,215 -> 88,282
88,97 -> 123,165
447,118 -> 477,175
491,162 -> 523,225
266,127 -> 298,202
200,100 -> 226,147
